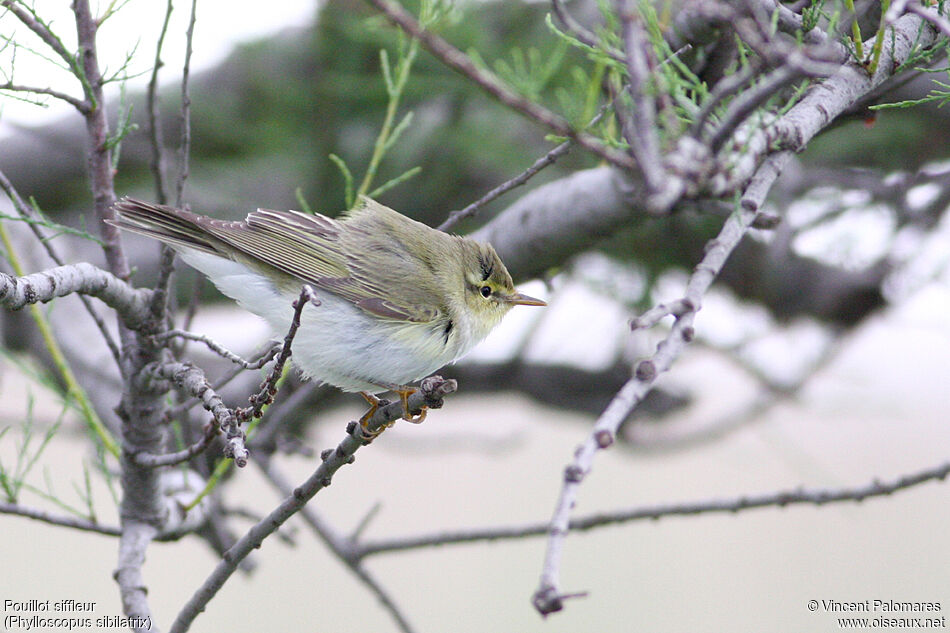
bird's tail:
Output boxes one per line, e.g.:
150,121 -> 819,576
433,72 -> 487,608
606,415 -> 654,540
108,197 -> 220,255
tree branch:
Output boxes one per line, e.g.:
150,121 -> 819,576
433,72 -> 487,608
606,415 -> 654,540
73,0 -> 129,282
169,376 -> 457,633
358,457 -> 950,556
258,456 -> 419,633
0,501 -> 121,536
0,263 -> 151,329
0,82 -> 89,111
532,152 -> 791,617
0,166 -> 123,367
470,165 -> 635,281
615,0 -> 664,193
907,1 -> 950,37
438,139 -> 573,232
0,0 -> 83,77
712,13 -> 940,195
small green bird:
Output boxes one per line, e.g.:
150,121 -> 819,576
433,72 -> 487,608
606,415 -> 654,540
110,196 -> 545,428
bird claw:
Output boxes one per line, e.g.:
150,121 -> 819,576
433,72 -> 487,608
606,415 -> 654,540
396,388 -> 427,424
357,392 -> 387,440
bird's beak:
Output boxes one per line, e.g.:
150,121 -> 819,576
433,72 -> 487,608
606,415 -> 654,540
505,291 -> 546,306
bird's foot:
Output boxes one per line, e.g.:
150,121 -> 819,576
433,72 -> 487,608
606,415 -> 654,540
395,387 -> 427,424
358,391 -> 394,440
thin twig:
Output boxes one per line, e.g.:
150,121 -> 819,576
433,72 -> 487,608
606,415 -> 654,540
1,0 -> 82,76
163,342 -> 285,420
139,361 -> 239,464
0,82 -> 89,111
140,286 -> 316,469
550,0 -> 624,62
146,0 -> 174,204
154,329 -> 281,370
438,99 -> 615,232
73,0 -> 130,282
0,500 -> 121,536
145,0 -> 177,324
438,140 -> 573,232
688,63 -> 760,138
132,420 -> 217,469
175,0 -> 198,207
235,286 -> 315,423
628,298 -> 694,330
907,1 -> 950,37
708,66 -> 799,152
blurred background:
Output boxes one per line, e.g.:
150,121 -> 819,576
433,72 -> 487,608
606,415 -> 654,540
1,0 -> 949,631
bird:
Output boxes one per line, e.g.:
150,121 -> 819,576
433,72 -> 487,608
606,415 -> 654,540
109,196 -> 545,431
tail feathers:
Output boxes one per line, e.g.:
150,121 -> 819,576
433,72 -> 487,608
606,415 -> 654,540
109,198 -> 219,255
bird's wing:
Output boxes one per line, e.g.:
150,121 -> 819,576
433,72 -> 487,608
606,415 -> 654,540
202,206 -> 443,323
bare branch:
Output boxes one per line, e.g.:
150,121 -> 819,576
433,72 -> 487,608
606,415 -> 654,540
154,330 -> 281,370
144,0 -> 178,323
707,66 -> 800,152
259,457 -> 419,633
550,0 -> 623,62
711,13 -> 941,195
438,139 -> 572,232
0,501 -> 121,536
141,361 -> 241,465
175,0 -> 198,207
0,0 -> 82,77
470,165 -> 635,281
629,298 -> 694,331
532,152 -> 791,617
0,82 -> 88,111
0,263 -> 151,329
115,522 -> 161,633
614,0 -> 664,193
0,166 -> 123,366
169,376 -> 457,633
235,285 -> 314,425
132,421 -> 217,469
146,0 -> 174,203
73,0 -> 129,282
359,458 -> 950,556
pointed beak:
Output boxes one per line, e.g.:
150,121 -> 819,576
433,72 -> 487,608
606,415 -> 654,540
504,291 -> 547,307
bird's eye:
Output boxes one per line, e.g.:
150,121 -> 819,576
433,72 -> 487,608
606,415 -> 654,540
479,285 -> 492,298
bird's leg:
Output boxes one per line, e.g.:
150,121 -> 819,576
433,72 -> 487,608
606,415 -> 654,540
358,391 -> 391,439
395,387 -> 427,424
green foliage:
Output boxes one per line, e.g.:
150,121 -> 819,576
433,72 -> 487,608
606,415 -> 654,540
870,79 -> 950,109
106,83 -> 140,169
801,0 -> 827,32
0,205 -> 102,245
492,42 -> 569,101
0,398 -> 62,503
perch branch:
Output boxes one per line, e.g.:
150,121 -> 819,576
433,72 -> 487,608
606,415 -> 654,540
169,376 -> 457,633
